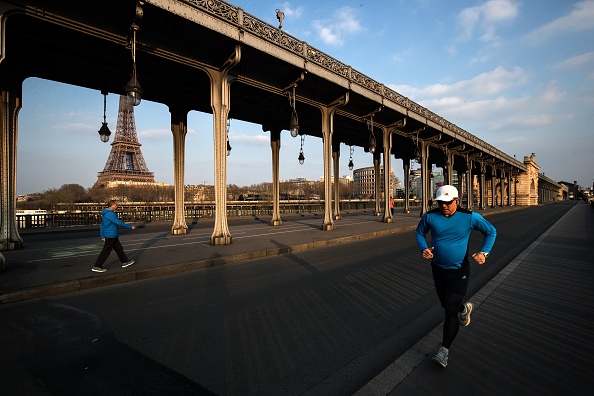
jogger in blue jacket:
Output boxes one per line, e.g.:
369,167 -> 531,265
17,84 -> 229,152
415,185 -> 496,368
92,200 -> 136,273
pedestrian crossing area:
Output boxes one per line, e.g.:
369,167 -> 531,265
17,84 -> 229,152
46,244 -> 103,259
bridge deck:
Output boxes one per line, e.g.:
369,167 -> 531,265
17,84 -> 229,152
1,201 -> 593,395
2,204 -> 523,303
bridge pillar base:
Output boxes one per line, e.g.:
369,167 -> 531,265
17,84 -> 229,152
0,241 -> 21,250
172,227 -> 187,235
211,236 -> 232,245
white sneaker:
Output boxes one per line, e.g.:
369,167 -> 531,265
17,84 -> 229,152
459,302 -> 473,327
92,267 -> 107,273
122,260 -> 135,268
432,346 -> 448,367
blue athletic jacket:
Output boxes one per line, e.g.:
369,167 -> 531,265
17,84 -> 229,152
415,207 -> 496,269
99,208 -> 132,239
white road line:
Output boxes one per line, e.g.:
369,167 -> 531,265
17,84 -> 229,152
21,217 -> 398,263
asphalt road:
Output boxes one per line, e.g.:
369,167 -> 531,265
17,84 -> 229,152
0,204 -> 572,395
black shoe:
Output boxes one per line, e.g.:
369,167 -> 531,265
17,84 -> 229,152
122,260 -> 135,268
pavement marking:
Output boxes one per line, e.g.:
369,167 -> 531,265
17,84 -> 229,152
25,217 -> 411,263
46,244 -> 103,259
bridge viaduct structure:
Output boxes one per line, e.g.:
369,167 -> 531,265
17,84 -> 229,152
0,0 -> 561,266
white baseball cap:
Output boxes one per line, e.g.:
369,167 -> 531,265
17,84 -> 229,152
435,185 -> 459,201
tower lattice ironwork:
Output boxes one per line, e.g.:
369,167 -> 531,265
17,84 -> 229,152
95,95 -> 155,187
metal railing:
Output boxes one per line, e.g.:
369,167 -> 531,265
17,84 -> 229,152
16,200 -> 421,230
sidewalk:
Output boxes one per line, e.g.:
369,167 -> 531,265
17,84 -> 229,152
0,205 -> 523,304
356,200 -> 594,395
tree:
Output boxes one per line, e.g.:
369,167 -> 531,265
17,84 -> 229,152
227,184 -> 242,200
88,185 -> 112,204
44,184 -> 88,210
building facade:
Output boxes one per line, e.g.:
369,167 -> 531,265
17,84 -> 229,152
353,166 -> 394,199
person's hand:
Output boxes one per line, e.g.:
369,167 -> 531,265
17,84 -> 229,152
101,238 -> 105,241
422,247 -> 434,259
131,226 -> 136,230
472,252 -> 487,265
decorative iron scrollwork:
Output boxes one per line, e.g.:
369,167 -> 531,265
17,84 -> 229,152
181,0 -> 489,150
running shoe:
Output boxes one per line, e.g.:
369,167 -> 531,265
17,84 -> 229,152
92,267 -> 107,273
432,346 -> 448,368
459,302 -> 473,327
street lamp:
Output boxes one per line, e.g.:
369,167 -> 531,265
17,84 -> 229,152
98,91 -> 111,143
227,119 -> 232,156
367,116 -> 376,154
298,150 -> 305,165
414,132 -> 421,163
125,22 -> 143,106
348,145 -> 354,170
289,84 -> 299,137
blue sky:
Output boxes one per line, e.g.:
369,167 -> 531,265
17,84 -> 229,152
17,0 -> 594,195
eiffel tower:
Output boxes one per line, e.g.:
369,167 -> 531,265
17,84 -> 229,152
95,95 -> 156,188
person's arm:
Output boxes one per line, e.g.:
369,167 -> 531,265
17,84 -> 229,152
99,212 -> 106,239
416,216 -> 436,259
415,217 -> 429,251
415,219 -> 435,259
472,213 -> 497,257
106,211 -> 132,229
